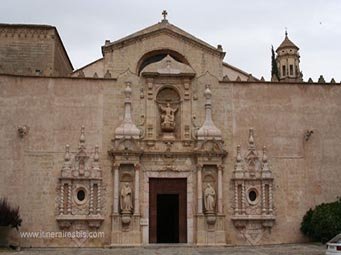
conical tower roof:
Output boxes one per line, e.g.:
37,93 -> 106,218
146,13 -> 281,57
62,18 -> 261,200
276,32 -> 299,52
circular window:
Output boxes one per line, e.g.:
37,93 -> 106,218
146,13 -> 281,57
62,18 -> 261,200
246,188 -> 259,205
77,189 -> 85,201
74,187 -> 88,205
249,190 -> 257,202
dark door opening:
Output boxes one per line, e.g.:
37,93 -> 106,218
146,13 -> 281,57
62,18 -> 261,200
157,194 -> 179,243
149,178 -> 187,243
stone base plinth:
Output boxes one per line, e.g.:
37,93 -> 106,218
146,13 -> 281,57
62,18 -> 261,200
111,214 -> 141,245
196,214 -> 226,245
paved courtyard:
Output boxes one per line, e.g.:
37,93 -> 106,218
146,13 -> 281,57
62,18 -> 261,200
0,243 -> 325,255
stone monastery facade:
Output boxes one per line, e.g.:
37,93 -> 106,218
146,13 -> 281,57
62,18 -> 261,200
0,14 -> 340,247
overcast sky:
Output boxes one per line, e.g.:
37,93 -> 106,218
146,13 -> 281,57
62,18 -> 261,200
1,0 -> 340,81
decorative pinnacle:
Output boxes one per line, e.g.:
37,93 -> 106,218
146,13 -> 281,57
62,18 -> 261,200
79,126 -> 86,144
114,80 -> 140,139
262,145 -> 270,172
204,84 -> 212,100
64,144 -> 70,162
94,145 -> 99,162
162,10 -> 168,21
285,27 -> 288,37
124,81 -> 132,99
262,146 -> 268,163
235,145 -> 244,172
236,145 -> 242,162
196,83 -> 222,140
248,128 -> 255,149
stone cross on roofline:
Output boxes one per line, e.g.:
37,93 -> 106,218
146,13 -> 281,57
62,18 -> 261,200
162,10 -> 168,21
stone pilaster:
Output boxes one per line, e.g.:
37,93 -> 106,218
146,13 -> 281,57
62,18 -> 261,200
134,163 -> 140,216
217,165 -> 223,214
197,164 -> 203,214
113,163 -> 119,214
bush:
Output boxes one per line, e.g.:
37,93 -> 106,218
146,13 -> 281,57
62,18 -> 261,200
301,198 -> 341,243
0,198 -> 22,230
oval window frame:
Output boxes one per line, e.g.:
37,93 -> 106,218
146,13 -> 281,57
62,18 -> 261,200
246,187 -> 260,205
74,186 -> 88,205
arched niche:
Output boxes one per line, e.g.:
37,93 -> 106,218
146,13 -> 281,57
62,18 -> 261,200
137,49 -> 189,75
156,86 -> 181,139
203,165 -> 218,190
119,164 -> 135,184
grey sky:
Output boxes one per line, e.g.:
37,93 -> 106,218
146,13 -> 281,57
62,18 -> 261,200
1,0 -> 340,81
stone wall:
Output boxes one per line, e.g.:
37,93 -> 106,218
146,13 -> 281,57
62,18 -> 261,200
224,82 -> 341,244
0,76 -> 112,247
0,25 -> 72,77
53,36 -> 73,76
0,73 -> 340,246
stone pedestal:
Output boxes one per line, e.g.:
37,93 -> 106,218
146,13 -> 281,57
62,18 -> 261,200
196,214 -> 225,245
162,132 -> 176,140
111,214 -> 141,246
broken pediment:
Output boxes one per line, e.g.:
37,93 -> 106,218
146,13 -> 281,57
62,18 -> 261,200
141,55 -> 195,77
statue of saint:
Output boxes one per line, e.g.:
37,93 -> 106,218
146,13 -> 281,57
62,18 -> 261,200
159,103 -> 178,132
204,183 -> 216,212
120,182 -> 133,213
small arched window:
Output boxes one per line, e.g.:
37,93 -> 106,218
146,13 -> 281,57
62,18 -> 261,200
282,65 -> 286,76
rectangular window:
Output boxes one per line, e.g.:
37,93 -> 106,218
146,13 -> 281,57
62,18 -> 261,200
282,65 -> 286,76
289,65 -> 294,75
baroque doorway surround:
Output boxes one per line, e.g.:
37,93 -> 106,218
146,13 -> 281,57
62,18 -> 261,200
109,53 -> 227,245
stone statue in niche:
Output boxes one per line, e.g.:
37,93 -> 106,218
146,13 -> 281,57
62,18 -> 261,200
120,182 -> 133,213
204,183 -> 216,212
158,103 -> 178,132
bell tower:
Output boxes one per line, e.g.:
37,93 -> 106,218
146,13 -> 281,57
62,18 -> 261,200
276,31 -> 302,82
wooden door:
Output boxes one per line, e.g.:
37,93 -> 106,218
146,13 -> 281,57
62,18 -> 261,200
149,178 -> 187,243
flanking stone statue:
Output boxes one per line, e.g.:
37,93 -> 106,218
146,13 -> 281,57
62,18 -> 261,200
120,182 -> 133,225
204,183 -> 217,225
120,182 -> 133,213
204,183 -> 216,212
